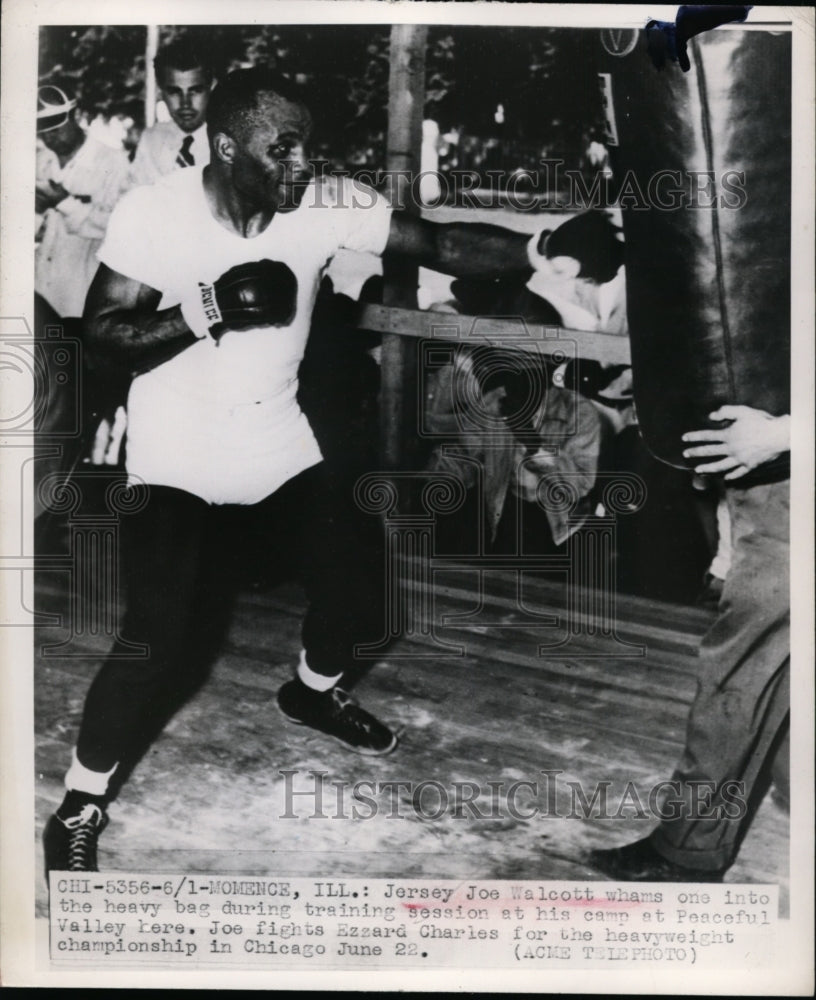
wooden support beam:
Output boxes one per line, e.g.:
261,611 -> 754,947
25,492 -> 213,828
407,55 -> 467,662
359,304 -> 632,365
145,25 -> 159,127
381,24 -> 428,470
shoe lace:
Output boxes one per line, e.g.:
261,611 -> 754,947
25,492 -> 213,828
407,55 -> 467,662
329,688 -> 371,732
330,687 -> 353,709
63,804 -> 104,870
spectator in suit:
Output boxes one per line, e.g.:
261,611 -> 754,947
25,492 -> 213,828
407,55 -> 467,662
128,38 -> 214,187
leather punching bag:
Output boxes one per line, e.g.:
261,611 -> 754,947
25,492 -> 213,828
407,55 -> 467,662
598,27 -> 791,475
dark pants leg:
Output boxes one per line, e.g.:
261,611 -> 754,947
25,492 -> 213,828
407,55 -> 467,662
649,479 -> 790,871
76,485 -> 215,773
212,462 -> 386,676
279,464 -> 387,676
493,496 -> 560,556
74,463 -> 386,777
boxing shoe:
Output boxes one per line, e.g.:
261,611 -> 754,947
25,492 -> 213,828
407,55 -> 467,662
43,791 -> 109,883
587,836 -> 725,883
277,679 -> 397,756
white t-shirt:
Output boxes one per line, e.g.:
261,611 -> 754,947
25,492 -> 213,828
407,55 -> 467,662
97,168 -> 392,504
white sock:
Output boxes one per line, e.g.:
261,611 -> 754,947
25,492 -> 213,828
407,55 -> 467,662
296,650 -> 342,693
65,748 -> 117,797
709,496 -> 732,581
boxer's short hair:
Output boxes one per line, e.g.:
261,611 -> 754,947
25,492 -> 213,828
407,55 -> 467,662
206,66 -> 306,143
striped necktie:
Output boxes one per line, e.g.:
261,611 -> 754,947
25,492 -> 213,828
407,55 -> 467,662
176,135 -> 195,168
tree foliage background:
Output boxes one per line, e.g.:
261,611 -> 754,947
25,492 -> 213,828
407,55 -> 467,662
39,24 -> 605,182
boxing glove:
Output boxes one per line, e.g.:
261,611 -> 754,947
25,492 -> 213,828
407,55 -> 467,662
182,259 -> 298,342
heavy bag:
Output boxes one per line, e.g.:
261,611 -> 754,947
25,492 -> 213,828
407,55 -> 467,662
598,27 -> 791,474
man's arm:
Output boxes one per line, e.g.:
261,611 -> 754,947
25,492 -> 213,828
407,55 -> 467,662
35,180 -> 81,214
84,258 -> 299,375
525,394 -> 602,498
385,212 -> 533,278
83,264 -> 198,376
73,152 -> 132,241
682,405 -> 791,481
127,128 -> 163,190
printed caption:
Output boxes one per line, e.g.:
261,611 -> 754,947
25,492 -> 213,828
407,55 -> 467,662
50,876 -> 778,968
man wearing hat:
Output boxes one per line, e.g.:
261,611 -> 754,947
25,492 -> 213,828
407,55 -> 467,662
128,37 -> 214,187
36,80 -> 130,318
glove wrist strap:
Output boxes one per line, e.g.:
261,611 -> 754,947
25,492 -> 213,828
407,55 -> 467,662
181,282 -> 223,340
197,280 -> 223,329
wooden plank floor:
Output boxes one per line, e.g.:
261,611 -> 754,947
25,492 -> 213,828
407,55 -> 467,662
34,565 -> 789,918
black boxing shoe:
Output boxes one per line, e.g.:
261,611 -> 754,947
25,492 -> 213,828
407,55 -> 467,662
277,679 -> 398,756
43,791 -> 109,883
587,837 -> 725,883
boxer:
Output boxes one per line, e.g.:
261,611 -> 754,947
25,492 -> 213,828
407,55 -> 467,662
44,65 -> 559,876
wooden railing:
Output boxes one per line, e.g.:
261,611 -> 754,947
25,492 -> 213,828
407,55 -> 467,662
354,303 -> 631,468
357,304 -> 631,365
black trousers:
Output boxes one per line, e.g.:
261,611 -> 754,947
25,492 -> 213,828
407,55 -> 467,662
76,463 -> 386,774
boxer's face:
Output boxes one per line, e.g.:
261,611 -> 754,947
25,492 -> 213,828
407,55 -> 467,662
159,67 -> 212,133
229,93 -> 313,214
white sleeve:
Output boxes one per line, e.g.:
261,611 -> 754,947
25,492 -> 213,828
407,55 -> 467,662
55,196 -> 92,233
597,268 -> 629,335
71,150 -> 131,241
127,128 -> 165,190
97,186 -> 166,292
326,177 -> 392,256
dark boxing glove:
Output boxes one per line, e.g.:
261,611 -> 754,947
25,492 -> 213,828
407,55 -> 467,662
183,259 -> 298,342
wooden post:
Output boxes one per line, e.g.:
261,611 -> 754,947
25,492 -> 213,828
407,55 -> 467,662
145,25 -> 159,128
381,24 -> 427,470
